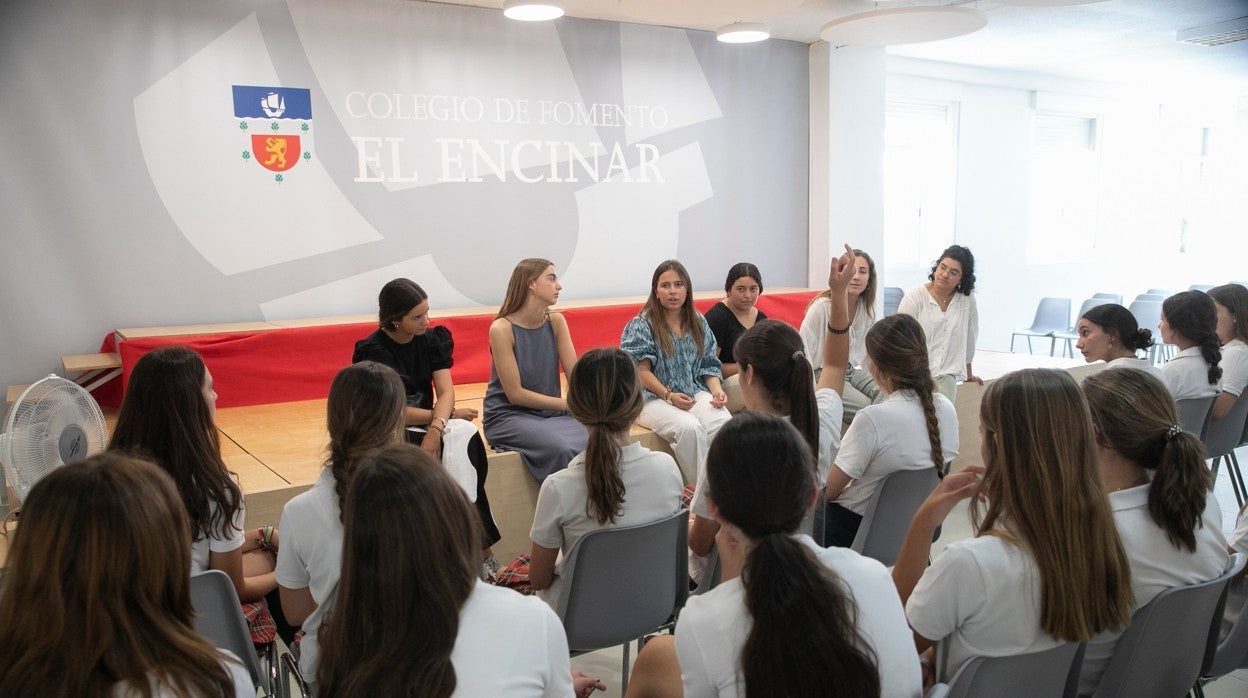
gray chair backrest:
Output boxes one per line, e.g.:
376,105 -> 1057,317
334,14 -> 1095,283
1028,297 -> 1071,332
1092,292 -> 1123,304
1127,300 -> 1162,334
883,286 -> 904,317
691,544 -> 722,596
1145,288 -> 1173,297
1190,284 -> 1216,292
1093,553 -> 1245,698
1176,396 -> 1216,440
1205,393 -> 1248,459
1207,554 -> 1248,679
1074,297 -> 1114,324
1135,293 -> 1168,303
559,511 -> 688,652
189,569 -> 262,689
850,468 -> 941,567
946,642 -> 1085,698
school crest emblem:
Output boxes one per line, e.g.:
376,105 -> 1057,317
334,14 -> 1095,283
233,85 -> 313,182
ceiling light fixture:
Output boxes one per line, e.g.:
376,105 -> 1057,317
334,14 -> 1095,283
820,6 -> 986,47
716,22 -> 770,44
502,0 -> 564,22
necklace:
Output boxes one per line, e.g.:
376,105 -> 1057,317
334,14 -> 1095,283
929,284 -> 954,311
1108,473 -> 1150,493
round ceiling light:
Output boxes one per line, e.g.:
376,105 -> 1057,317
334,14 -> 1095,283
716,22 -> 770,44
820,6 -> 987,47
502,0 -> 565,22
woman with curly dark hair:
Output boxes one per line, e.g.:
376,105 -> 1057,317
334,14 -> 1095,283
898,244 -> 980,402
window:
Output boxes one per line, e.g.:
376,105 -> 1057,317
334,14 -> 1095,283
1026,111 -> 1100,264
883,97 -> 959,267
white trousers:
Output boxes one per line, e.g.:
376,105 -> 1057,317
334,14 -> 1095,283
638,391 -> 732,484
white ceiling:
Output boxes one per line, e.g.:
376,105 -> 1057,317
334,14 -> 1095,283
433,0 -> 1248,95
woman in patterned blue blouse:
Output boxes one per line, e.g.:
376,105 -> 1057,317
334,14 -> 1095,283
620,260 -> 730,484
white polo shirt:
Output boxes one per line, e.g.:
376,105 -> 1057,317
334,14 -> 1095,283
1223,508 -> 1248,641
1105,356 -> 1165,382
907,535 -> 1060,683
530,442 -> 684,612
800,296 -> 874,370
190,500 -> 246,574
451,581 -> 573,697
690,388 -> 842,520
1162,346 -> 1221,399
832,390 -> 958,515
274,468 -> 344,679
1220,338 -> 1248,397
897,285 -> 978,381
676,534 -> 922,698
1078,484 -> 1226,695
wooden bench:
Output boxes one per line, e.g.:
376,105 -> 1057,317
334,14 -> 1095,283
5,384 -> 29,405
61,352 -> 122,394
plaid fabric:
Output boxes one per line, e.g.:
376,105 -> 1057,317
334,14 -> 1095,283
242,599 -> 277,645
494,553 -> 538,595
681,483 -> 695,511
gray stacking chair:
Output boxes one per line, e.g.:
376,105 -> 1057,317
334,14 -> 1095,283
1128,300 -> 1163,364
557,511 -> 688,694
1197,572 -> 1248,694
1145,288 -> 1173,297
1010,297 -> 1071,355
189,570 -> 271,694
1205,392 -> 1248,506
930,642 -> 1085,698
691,543 -> 722,596
1092,292 -> 1123,304
1093,553 -> 1246,698
1190,284 -> 1216,292
850,467 -> 941,567
883,286 -> 905,317
1053,297 -> 1114,358
1176,396 -> 1217,441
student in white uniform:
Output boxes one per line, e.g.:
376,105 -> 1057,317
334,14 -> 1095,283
317,444 -> 575,697
892,369 -> 1134,684
1074,303 -> 1164,380
1078,368 -> 1227,694
1209,284 -> 1248,420
823,313 -> 959,548
689,244 -> 856,556
0,454 -> 251,697
800,247 -> 882,424
627,412 -> 922,698
276,361 -> 406,683
1159,290 -> 1223,399
527,347 -> 684,611
897,244 -> 982,403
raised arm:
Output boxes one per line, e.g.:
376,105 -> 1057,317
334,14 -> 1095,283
816,244 -> 856,396
489,318 -> 567,412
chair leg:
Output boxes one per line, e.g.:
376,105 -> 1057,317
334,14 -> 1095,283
621,641 -> 631,695
1230,451 -> 1246,508
1010,335 -> 1016,352
1027,336 -> 1033,354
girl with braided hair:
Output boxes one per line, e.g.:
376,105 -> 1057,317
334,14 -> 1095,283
275,360 -> 405,686
822,313 -> 959,548
1159,290 -> 1223,399
1077,367 -> 1227,694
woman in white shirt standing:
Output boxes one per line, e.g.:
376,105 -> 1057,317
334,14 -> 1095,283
1077,367 -> 1227,694
318,443 -> 574,697
823,313 -> 959,548
1209,284 -> 1248,420
1159,290 -> 1222,400
1074,303 -> 1163,379
897,244 -> 981,403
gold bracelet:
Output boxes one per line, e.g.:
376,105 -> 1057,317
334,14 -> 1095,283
664,388 -> 673,404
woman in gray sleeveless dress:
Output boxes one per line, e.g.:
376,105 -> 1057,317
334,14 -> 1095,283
483,259 -> 587,482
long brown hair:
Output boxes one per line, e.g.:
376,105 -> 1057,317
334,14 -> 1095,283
975,369 -> 1133,640
318,444 -> 480,697
565,348 -> 645,525
812,249 -> 876,320
109,345 -> 241,543
865,315 -> 943,474
325,361 -> 406,519
641,259 -> 705,357
496,257 -> 555,319
733,320 -> 819,458
1209,284 -> 1248,344
707,413 -> 880,696
1084,368 -> 1211,552
0,454 -> 236,697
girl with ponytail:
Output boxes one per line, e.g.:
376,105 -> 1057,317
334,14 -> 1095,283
1078,367 -> 1227,694
526,348 -> 684,610
275,361 -> 405,684
1074,303 -> 1163,380
1209,284 -> 1248,419
318,444 -> 574,697
822,313 -> 959,548
629,412 -> 921,697
687,244 -> 858,556
1159,290 -> 1223,399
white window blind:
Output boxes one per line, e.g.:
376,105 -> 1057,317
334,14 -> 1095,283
1033,112 -> 1097,150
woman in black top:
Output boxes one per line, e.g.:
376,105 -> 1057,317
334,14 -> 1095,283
705,262 -> 767,412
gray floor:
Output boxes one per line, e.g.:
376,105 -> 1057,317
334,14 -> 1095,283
570,445 -> 1248,698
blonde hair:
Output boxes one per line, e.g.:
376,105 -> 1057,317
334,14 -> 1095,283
496,258 -> 555,319
975,369 -> 1133,641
